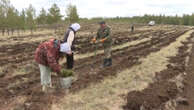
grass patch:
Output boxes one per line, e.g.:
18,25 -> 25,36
75,37 -> 151,60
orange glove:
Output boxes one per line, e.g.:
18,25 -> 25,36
100,38 -> 106,43
91,38 -> 96,43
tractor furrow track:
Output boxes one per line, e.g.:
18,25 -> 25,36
0,29 -> 184,84
123,32 -> 194,110
20,30 -> 190,110
74,30 -> 187,70
0,30 -> 188,100
0,28 -> 179,68
70,30 -> 188,92
0,30 -> 152,67
0,29 -> 181,67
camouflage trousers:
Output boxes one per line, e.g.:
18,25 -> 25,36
104,46 -> 112,59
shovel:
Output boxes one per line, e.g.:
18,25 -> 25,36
90,39 -> 99,68
94,41 -> 98,57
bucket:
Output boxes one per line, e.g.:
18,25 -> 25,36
60,77 -> 73,89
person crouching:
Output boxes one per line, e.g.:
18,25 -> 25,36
35,39 -> 72,92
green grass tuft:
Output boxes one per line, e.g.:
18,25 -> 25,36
61,69 -> 74,78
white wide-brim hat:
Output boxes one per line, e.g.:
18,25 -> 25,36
70,23 -> 81,32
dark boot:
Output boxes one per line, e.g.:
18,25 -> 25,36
107,58 -> 112,66
102,59 -> 108,67
104,58 -> 112,67
66,54 -> 74,69
109,58 -> 112,66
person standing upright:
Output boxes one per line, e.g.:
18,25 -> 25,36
131,24 -> 134,33
63,23 -> 81,69
92,21 -> 112,67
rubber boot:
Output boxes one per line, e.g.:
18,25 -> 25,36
66,54 -> 74,69
106,58 -> 112,67
101,59 -> 108,68
104,58 -> 112,67
109,58 -> 112,66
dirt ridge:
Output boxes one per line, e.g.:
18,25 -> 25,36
123,32 -> 194,110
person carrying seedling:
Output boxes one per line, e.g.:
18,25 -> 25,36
63,23 -> 81,69
35,39 -> 73,92
92,21 -> 112,67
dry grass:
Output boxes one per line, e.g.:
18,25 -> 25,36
52,30 -> 194,110
67,27 -> 176,61
75,37 -> 151,60
0,29 -> 53,38
0,34 -> 55,46
1,96 -> 27,110
0,67 -> 5,76
59,36 -> 151,65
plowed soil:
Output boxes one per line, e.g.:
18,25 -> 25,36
176,33 -> 194,110
0,24 -> 193,110
124,33 -> 194,110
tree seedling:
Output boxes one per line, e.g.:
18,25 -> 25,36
60,69 -> 74,78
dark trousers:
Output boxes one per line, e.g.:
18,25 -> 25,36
66,54 -> 74,69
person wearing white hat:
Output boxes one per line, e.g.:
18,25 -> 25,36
63,23 -> 81,69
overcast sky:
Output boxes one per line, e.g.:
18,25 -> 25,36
10,0 -> 194,18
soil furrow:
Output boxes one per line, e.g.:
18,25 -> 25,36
123,32 -> 194,110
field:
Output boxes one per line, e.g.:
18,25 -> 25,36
0,23 -> 194,110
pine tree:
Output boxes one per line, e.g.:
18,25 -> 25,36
47,3 -> 62,24
0,0 -> 11,28
66,4 -> 79,23
20,9 -> 26,30
26,4 -> 36,34
37,8 -> 47,25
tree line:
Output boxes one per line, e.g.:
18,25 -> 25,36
127,14 -> 194,26
90,14 -> 194,26
1,0 -> 194,36
0,0 -> 79,35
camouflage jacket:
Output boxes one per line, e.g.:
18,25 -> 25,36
34,39 -> 61,73
97,26 -> 112,47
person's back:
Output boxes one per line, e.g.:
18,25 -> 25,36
64,27 -> 76,50
35,39 -> 61,72
63,23 -> 81,69
34,37 -> 79,92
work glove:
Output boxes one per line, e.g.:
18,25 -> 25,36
91,38 -> 96,43
100,38 -> 106,43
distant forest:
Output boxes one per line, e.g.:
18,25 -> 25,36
1,0 -> 194,32
103,14 -> 194,26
